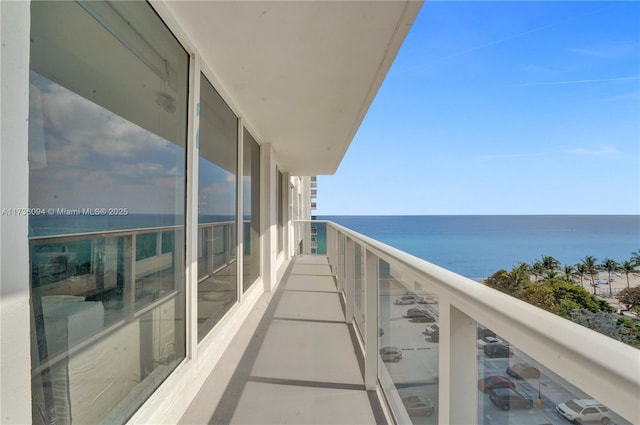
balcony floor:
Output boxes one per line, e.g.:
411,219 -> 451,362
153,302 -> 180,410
180,255 -> 385,425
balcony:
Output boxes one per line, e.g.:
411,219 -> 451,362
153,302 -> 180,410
28,221 -> 639,424
311,202 -> 318,210
183,220 -> 639,424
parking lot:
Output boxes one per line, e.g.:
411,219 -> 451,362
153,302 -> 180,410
378,292 -> 631,425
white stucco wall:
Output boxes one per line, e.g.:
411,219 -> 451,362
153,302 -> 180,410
1,1 -> 33,423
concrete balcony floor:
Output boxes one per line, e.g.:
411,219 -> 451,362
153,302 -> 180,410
180,255 -> 385,424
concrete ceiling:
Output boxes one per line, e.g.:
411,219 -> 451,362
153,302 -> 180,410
161,1 -> 422,175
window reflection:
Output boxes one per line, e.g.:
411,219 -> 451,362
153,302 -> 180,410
197,74 -> 238,341
277,170 -> 284,253
28,1 -> 188,423
243,129 -> 261,292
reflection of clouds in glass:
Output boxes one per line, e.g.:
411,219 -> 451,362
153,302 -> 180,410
198,158 -> 236,216
29,71 -> 185,213
112,161 -> 164,178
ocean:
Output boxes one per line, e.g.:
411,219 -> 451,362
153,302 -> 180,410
29,214 -> 640,280
319,215 -> 640,279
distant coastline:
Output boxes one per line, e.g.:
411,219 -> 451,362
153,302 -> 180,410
319,215 -> 639,280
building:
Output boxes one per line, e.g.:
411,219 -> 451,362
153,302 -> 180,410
1,2 -> 638,425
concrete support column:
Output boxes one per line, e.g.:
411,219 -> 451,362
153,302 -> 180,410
0,2 -> 33,422
185,54 -> 201,357
261,144 -> 277,291
364,249 -> 379,390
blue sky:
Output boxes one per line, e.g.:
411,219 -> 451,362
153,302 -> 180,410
317,1 -> 640,215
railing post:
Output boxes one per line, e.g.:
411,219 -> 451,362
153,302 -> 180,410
327,225 -> 333,269
345,238 -> 354,324
126,234 -> 136,316
364,249 -> 378,391
336,233 -> 344,293
439,303 -> 478,424
207,226 -> 214,274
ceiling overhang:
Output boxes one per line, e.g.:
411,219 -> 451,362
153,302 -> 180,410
160,1 -> 422,175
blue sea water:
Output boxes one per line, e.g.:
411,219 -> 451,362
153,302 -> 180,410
30,214 -> 640,279
319,215 -> 640,279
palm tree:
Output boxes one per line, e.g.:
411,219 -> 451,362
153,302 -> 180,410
540,255 -> 560,274
600,258 -> 619,296
619,261 -> 638,289
580,256 -> 598,295
516,262 -> 532,274
563,264 -> 576,284
575,263 -> 587,288
531,261 -> 545,281
631,250 -> 640,266
506,266 -> 530,287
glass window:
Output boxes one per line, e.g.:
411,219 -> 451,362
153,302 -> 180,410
243,129 -> 261,291
28,1 -> 188,424
197,74 -> 238,341
277,169 -> 284,253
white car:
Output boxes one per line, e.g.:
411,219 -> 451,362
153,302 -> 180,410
422,324 -> 439,335
477,336 -> 503,348
394,295 -> 415,305
555,399 -> 611,424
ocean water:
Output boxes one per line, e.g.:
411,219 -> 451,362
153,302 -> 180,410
319,215 -> 640,279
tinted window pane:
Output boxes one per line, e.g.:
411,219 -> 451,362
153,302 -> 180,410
243,129 -> 260,292
197,74 -> 238,341
28,2 -> 188,424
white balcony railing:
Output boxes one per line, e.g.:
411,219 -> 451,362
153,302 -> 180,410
295,220 -> 640,425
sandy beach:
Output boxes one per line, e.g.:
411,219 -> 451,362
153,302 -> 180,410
578,271 -> 640,292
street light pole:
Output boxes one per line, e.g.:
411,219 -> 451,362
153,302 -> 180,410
537,382 -> 546,409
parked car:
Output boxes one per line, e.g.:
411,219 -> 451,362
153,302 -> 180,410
478,326 -> 497,339
489,388 -> 533,410
394,295 -> 415,305
422,324 -> 439,335
483,343 -> 513,358
401,395 -> 435,416
506,363 -> 540,379
379,346 -> 402,362
410,315 -> 435,323
404,308 -> 428,318
555,399 -> 611,424
478,375 -> 516,392
416,295 -> 438,304
428,329 -> 439,343
477,335 -> 504,348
